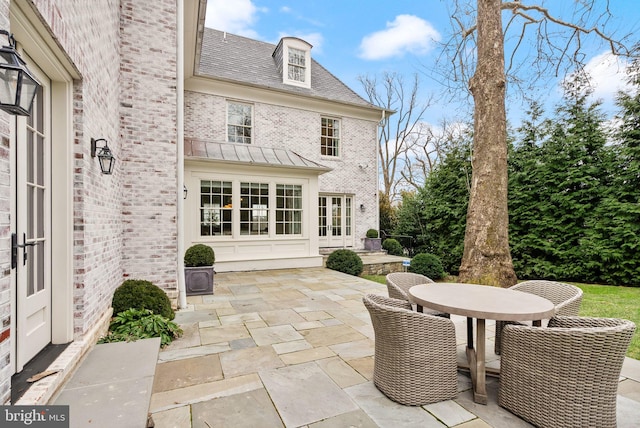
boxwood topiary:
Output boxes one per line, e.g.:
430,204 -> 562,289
365,229 -> 379,238
184,244 -> 215,267
382,238 -> 404,256
408,253 -> 446,280
326,249 -> 363,276
112,279 -> 175,320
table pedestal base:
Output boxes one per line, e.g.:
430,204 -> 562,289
466,318 -> 487,404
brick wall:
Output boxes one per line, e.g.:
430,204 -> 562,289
185,90 -> 379,245
0,0 -> 11,403
119,0 -> 178,292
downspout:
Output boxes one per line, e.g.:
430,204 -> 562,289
377,109 -> 385,232
176,0 -> 187,309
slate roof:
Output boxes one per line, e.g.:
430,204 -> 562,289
185,139 -> 332,173
198,28 -> 382,110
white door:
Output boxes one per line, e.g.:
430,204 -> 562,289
13,64 -> 51,370
319,195 -> 353,247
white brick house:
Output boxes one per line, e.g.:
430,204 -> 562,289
185,29 -> 386,272
0,0 -> 386,404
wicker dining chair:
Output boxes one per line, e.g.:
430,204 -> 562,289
362,293 -> 458,406
385,272 -> 449,317
494,280 -> 583,354
499,316 -> 635,428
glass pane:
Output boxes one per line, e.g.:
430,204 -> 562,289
37,242 -> 44,292
37,134 -> 44,186
37,187 -> 44,237
27,130 -> 33,183
0,68 -> 18,104
27,185 -> 34,239
27,245 -> 34,296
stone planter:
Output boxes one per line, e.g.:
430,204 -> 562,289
185,266 -> 215,295
364,237 -> 382,251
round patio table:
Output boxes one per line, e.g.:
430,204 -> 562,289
409,283 -> 555,404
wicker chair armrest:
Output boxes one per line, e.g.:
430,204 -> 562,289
363,293 -> 412,311
386,280 -> 409,302
553,289 -> 583,316
547,315 -> 635,330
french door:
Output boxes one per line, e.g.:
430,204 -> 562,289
318,195 -> 353,247
13,63 -> 51,371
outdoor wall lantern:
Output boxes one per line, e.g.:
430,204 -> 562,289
183,185 -> 188,199
0,30 -> 40,116
91,138 -> 115,174
360,203 -> 366,212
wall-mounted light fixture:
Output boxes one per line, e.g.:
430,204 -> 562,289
360,203 -> 365,212
183,185 -> 188,199
0,30 -> 40,116
91,138 -> 115,174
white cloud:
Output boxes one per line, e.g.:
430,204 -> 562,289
584,51 -> 631,103
205,0 -> 265,38
358,15 -> 440,60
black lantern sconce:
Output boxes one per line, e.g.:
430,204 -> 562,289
91,138 -> 115,175
183,185 -> 188,199
0,30 -> 40,116
360,204 -> 365,212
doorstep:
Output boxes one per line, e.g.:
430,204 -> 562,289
52,337 -> 160,428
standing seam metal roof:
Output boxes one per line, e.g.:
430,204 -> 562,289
185,139 -> 331,172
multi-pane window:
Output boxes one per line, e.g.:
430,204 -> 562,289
227,102 -> 252,144
318,197 -> 327,237
200,180 -> 232,236
240,182 -> 269,235
276,184 -> 302,235
288,47 -> 306,83
321,117 -> 340,156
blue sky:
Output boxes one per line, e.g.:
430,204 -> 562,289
205,0 -> 640,127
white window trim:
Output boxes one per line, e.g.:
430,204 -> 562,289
282,38 -> 311,89
196,175 -> 308,240
226,100 -> 253,144
321,116 -> 341,158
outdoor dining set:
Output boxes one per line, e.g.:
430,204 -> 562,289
363,272 -> 636,428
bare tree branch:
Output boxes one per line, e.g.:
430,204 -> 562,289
358,72 -> 432,204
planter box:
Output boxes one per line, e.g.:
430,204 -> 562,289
185,266 -> 214,295
364,237 -> 382,251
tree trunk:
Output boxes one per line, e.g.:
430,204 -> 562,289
458,0 -> 517,287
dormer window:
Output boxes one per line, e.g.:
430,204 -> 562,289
273,37 -> 312,89
288,48 -> 306,83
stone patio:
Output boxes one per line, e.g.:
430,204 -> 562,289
149,267 -> 640,428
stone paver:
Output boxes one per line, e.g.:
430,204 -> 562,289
219,346 -> 284,378
153,354 -> 223,392
145,266 -> 640,428
259,361 -> 359,427
191,388 -> 284,428
150,405 -> 191,428
424,399 -> 477,427
345,382 -> 446,428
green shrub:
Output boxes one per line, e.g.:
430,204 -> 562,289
326,249 -> 363,276
365,229 -> 379,238
98,308 -> 182,348
382,238 -> 404,256
408,253 -> 445,280
184,244 -> 215,267
112,279 -> 175,320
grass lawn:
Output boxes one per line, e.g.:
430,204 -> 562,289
361,275 -> 640,359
